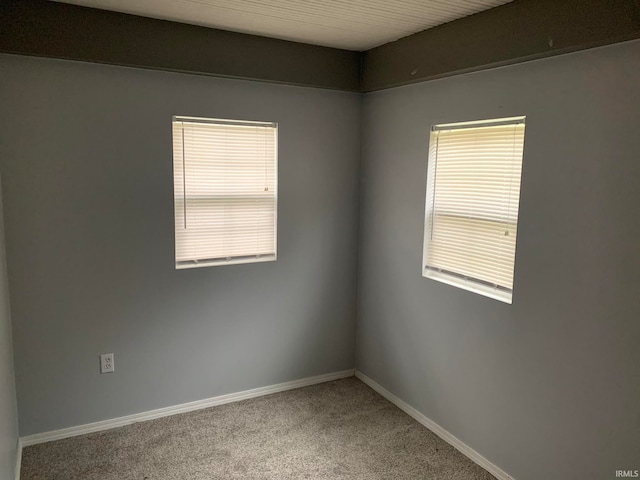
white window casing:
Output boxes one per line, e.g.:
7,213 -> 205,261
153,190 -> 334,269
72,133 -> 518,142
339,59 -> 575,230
423,116 -> 526,303
173,116 -> 278,269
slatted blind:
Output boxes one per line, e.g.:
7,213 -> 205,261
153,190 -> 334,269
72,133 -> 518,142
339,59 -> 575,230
423,117 -> 525,303
173,116 -> 277,269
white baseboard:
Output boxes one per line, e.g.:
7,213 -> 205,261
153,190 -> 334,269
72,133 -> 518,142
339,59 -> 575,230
14,438 -> 22,480
355,370 -> 515,480
21,369 -> 355,448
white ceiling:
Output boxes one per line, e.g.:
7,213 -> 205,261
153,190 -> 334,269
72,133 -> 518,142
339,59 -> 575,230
52,0 -> 513,51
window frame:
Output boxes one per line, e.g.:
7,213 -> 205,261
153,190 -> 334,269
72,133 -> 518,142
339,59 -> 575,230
172,116 -> 278,269
422,116 -> 526,304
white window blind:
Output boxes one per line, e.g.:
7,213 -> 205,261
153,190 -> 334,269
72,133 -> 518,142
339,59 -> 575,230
423,117 -> 526,303
172,116 -> 277,269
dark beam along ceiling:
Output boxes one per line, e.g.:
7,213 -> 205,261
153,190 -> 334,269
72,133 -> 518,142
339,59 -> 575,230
1,0 -> 639,92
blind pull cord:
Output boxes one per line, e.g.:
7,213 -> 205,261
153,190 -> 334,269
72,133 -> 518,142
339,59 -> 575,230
182,124 -> 187,229
430,133 -> 440,241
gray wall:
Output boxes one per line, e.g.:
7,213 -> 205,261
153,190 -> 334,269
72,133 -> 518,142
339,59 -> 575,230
357,39 -> 640,480
2,38 -> 639,480
0,54 -> 361,436
0,177 -> 19,479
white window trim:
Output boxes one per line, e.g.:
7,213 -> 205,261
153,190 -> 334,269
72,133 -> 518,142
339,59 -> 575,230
422,116 -> 526,304
172,116 -> 278,269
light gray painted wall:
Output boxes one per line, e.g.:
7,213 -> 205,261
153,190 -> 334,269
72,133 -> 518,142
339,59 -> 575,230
0,54 -> 361,436
0,176 -> 19,479
357,40 -> 640,480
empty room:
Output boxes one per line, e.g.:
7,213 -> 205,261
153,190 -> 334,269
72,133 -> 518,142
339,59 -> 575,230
1,0 -> 639,479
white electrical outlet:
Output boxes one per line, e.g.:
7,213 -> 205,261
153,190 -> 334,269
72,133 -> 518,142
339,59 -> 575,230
100,353 -> 115,374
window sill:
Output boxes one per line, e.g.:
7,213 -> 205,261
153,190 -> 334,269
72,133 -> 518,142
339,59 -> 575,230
176,254 -> 276,270
423,269 -> 512,304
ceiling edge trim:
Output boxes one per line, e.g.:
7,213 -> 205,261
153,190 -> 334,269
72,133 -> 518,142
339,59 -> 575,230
0,0 -> 361,92
1,0 -> 638,93
361,0 -> 640,92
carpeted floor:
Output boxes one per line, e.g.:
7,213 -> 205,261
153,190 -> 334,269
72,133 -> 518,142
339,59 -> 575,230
21,377 -> 496,479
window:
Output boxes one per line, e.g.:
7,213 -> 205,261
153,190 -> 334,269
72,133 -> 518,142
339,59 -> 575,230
172,116 -> 277,269
422,117 -> 526,303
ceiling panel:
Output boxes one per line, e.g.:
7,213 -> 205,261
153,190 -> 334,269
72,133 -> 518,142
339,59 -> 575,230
52,0 -> 514,51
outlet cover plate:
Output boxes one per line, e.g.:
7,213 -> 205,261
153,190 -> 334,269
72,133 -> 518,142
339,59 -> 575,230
100,353 -> 115,374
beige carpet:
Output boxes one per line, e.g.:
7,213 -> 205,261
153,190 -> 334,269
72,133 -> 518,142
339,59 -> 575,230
21,377 -> 496,479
